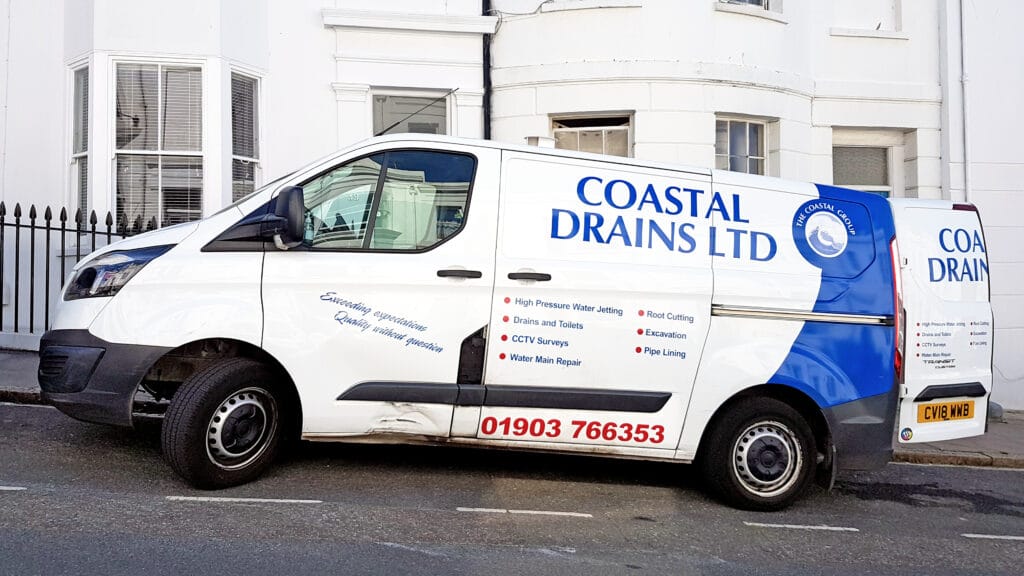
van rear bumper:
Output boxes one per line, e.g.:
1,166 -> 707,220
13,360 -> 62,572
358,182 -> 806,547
38,329 -> 170,427
824,386 -> 899,471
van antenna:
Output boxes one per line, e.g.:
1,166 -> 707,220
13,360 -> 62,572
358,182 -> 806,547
374,88 -> 459,137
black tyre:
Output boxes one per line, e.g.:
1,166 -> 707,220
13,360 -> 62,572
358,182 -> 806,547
698,397 -> 816,511
161,358 -> 284,488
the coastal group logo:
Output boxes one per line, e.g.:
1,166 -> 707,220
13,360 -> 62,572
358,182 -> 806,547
792,196 -> 873,278
804,210 -> 849,258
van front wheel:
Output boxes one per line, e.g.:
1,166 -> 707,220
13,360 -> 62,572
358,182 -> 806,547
699,397 -> 816,511
161,358 -> 283,488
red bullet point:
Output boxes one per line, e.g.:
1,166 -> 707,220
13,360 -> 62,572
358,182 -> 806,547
501,334 -> 508,341
500,353 -> 506,360
635,347 -> 642,353
638,310 -> 645,317
504,297 -> 510,304
502,315 -> 509,322
637,328 -> 643,335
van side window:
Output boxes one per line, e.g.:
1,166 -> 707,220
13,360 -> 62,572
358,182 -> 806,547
300,150 -> 475,251
302,154 -> 384,249
371,151 -> 474,250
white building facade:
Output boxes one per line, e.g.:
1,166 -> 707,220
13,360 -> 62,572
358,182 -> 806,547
0,0 -> 1021,408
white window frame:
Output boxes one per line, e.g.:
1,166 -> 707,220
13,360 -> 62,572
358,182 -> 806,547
831,129 -> 906,198
370,88 -> 452,137
715,116 -> 769,176
715,0 -> 787,23
550,113 -> 634,158
69,61 -> 90,218
111,58 -> 205,229
230,70 -> 261,202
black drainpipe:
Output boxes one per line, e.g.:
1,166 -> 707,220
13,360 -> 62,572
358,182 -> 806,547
482,0 -> 493,139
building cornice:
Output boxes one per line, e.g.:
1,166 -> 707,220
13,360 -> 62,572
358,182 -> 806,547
322,9 -> 498,35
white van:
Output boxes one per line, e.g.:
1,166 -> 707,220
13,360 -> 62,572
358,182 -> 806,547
38,135 -> 993,510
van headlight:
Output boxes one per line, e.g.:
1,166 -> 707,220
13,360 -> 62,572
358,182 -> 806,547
64,245 -> 173,301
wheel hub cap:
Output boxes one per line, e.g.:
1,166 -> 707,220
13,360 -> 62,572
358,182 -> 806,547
207,388 -> 274,470
731,421 -> 803,498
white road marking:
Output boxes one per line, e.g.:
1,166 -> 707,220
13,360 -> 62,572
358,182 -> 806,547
962,533 -> 1024,542
0,486 -> 27,491
166,496 -> 322,504
456,507 -> 592,518
744,521 -> 859,532
0,402 -> 54,409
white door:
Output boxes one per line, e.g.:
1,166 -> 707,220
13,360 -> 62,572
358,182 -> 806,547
477,151 -> 713,452
892,200 -> 992,444
262,145 -> 500,437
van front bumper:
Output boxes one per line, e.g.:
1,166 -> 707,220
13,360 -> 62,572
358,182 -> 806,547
38,329 -> 170,427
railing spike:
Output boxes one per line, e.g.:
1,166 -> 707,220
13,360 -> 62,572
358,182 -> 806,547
44,206 -> 52,220
105,212 -> 113,227
74,208 -> 82,224
0,201 -> 5,217
14,203 -> 22,218
29,205 -> 37,219
89,210 -> 98,225
59,207 -> 67,222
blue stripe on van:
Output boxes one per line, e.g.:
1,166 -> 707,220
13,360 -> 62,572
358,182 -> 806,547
771,184 -> 897,407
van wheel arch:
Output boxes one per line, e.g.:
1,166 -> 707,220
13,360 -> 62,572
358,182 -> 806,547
135,338 -> 302,436
695,385 -> 833,509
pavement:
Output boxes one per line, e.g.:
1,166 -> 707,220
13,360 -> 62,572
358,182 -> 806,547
2,347 -> 1021,469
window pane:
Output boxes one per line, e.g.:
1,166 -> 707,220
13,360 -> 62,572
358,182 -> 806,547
748,158 -> 764,175
162,67 -> 202,151
729,155 -> 746,173
373,95 -> 446,136
162,156 -> 203,226
303,154 -> 384,249
73,68 -> 89,154
77,159 -> 88,215
579,130 -> 604,154
715,121 -> 728,155
833,147 -> 888,186
715,155 -> 729,170
231,74 -> 258,159
748,123 -> 763,157
116,64 -> 159,150
371,151 -> 474,250
116,155 -> 160,233
729,121 -> 748,164
232,159 -> 256,202
554,131 -> 579,151
605,128 -> 629,157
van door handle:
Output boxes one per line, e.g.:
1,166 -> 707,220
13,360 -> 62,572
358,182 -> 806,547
508,272 -> 552,282
437,269 -> 483,279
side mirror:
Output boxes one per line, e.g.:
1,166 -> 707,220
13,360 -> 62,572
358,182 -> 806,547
269,186 -> 305,250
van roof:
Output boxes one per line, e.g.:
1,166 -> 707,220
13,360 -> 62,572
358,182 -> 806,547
343,133 -> 713,177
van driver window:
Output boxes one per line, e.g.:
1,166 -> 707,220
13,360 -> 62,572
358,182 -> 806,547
300,150 -> 475,251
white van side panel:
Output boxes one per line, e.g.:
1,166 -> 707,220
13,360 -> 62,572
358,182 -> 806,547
88,208 -> 265,349
677,176 -> 820,459
481,152 -> 713,452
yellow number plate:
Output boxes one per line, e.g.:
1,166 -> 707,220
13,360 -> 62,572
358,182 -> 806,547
917,400 -> 975,423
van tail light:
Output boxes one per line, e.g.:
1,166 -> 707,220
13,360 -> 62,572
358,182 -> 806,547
890,236 -> 905,383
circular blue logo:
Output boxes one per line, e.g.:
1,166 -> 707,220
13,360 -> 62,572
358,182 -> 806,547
900,427 -> 913,441
805,211 -> 849,258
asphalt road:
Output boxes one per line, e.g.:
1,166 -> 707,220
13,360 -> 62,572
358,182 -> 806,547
1,402 -> 1022,576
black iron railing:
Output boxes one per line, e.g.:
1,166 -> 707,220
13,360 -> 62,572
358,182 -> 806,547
0,202 -> 157,336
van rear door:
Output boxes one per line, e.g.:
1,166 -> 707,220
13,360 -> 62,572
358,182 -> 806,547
891,199 -> 993,444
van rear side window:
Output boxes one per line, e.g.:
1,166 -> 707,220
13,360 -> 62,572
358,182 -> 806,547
301,150 -> 476,251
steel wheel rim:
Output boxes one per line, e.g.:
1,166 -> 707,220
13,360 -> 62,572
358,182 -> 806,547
206,387 -> 277,471
731,420 -> 803,498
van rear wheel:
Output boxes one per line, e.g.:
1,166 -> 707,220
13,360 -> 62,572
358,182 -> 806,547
699,397 -> 816,511
161,358 -> 283,488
